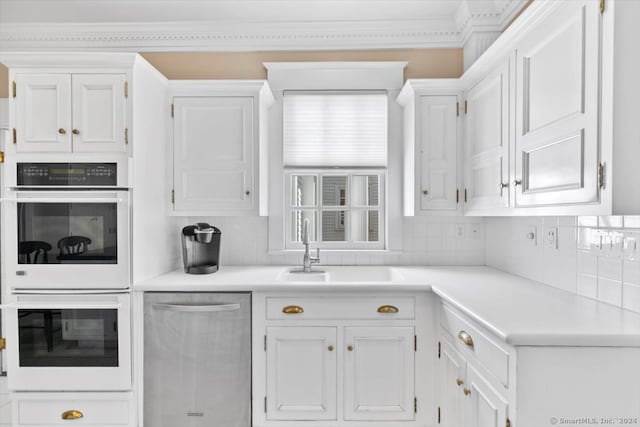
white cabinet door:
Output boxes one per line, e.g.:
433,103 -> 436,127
16,74 -> 72,152
173,97 -> 255,213
343,326 -> 415,421
72,74 -> 127,153
439,337 -> 465,427
463,364 -> 509,427
465,60 -> 510,212
420,96 -> 458,211
514,0 -> 600,207
266,327 -> 337,421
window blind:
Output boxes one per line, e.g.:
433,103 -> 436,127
283,91 -> 388,167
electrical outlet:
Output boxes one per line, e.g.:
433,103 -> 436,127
469,223 -> 481,240
455,224 -> 465,239
526,225 -> 537,246
545,227 -> 558,250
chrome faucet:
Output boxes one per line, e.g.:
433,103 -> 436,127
302,219 -> 320,272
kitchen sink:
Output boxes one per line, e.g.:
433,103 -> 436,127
277,267 -> 404,283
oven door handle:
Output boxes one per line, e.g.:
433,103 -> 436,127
0,197 -> 124,203
153,303 -> 241,313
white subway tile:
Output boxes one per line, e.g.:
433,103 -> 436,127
599,216 -> 624,228
577,274 -> 598,299
624,216 -> 640,229
598,278 -> 623,306
578,216 -> 598,227
623,259 -> 640,285
623,283 -> 640,313
598,257 -> 622,281
577,251 -> 597,276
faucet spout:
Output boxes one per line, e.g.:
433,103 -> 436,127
302,219 -> 320,272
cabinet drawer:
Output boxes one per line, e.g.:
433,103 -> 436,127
266,297 -> 415,320
440,304 -> 510,388
16,396 -> 131,425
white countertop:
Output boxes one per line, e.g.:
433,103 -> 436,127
136,265 -> 640,347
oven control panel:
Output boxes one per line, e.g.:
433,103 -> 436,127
17,163 -> 118,186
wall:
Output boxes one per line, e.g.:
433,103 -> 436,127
188,216 -> 484,267
486,216 -> 640,313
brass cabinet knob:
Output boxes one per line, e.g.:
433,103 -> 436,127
61,410 -> 84,420
58,128 -> 66,134
245,190 -> 251,196
72,129 -> 80,135
513,179 -> 522,186
282,305 -> 304,314
377,305 -> 399,314
458,330 -> 474,347
500,182 -> 509,189
456,378 -> 464,386
422,190 -> 429,195
347,345 -> 353,352
463,388 -> 471,396
328,345 -> 334,352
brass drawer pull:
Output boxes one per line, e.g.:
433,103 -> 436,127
456,378 -> 464,386
61,410 -> 84,420
377,305 -> 399,314
458,330 -> 474,346
463,388 -> 471,396
282,305 -> 304,314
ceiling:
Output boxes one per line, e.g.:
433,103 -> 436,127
0,0 -> 529,52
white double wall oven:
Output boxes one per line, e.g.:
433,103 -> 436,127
1,155 -> 132,392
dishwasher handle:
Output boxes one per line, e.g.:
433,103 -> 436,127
152,303 -> 241,313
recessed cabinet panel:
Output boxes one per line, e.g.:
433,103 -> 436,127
515,0 -> 599,207
464,365 -> 508,427
440,337 -> 465,427
16,74 -> 72,152
420,96 -> 457,211
72,74 -> 126,153
266,327 -> 337,421
173,97 -> 254,212
464,61 -> 510,212
344,327 -> 415,421
524,132 -> 584,192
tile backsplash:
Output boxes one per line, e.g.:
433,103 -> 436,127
485,216 -> 640,313
188,216 -> 485,267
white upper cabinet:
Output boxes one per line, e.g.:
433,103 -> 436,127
169,81 -> 273,216
15,73 -> 127,153
464,60 -> 510,213
514,0 -> 600,208
343,326 -> 415,421
397,81 -> 462,216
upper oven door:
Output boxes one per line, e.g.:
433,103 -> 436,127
4,292 -> 131,391
2,190 -> 130,290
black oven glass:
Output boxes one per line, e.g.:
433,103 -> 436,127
17,202 -> 118,264
18,308 -> 119,367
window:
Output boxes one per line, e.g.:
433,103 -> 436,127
283,91 -> 388,249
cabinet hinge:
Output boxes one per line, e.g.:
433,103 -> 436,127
464,100 -> 468,114
12,128 -> 17,144
414,335 -> 417,352
456,102 -> 460,117
600,0 -> 605,14
264,397 -> 267,413
506,418 -> 511,427
0,337 -> 5,350
12,81 -> 16,98
438,406 -> 441,424
414,397 -> 417,413
464,189 -> 468,203
171,103 -> 174,118
264,335 -> 267,352
438,341 -> 441,359
124,128 -> 129,144
456,189 -> 460,204
0,151 -> 4,164
171,189 -> 175,204
598,162 -> 606,189
124,81 -> 128,98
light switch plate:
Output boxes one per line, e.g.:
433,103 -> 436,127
526,225 -> 537,247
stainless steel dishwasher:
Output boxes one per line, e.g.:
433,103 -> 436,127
144,293 -> 251,427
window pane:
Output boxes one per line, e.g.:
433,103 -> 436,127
350,210 -> 380,242
321,210 -> 346,242
322,176 -> 347,206
291,211 -> 317,242
291,175 -> 317,206
352,175 -> 379,206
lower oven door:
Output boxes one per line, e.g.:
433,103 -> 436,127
4,293 -> 131,391
2,190 -> 130,290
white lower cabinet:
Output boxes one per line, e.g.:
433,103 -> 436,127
255,293 -> 430,427
465,364 -> 509,427
11,392 -> 135,426
266,327 -> 338,421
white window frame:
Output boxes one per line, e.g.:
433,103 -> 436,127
285,170 -> 386,250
